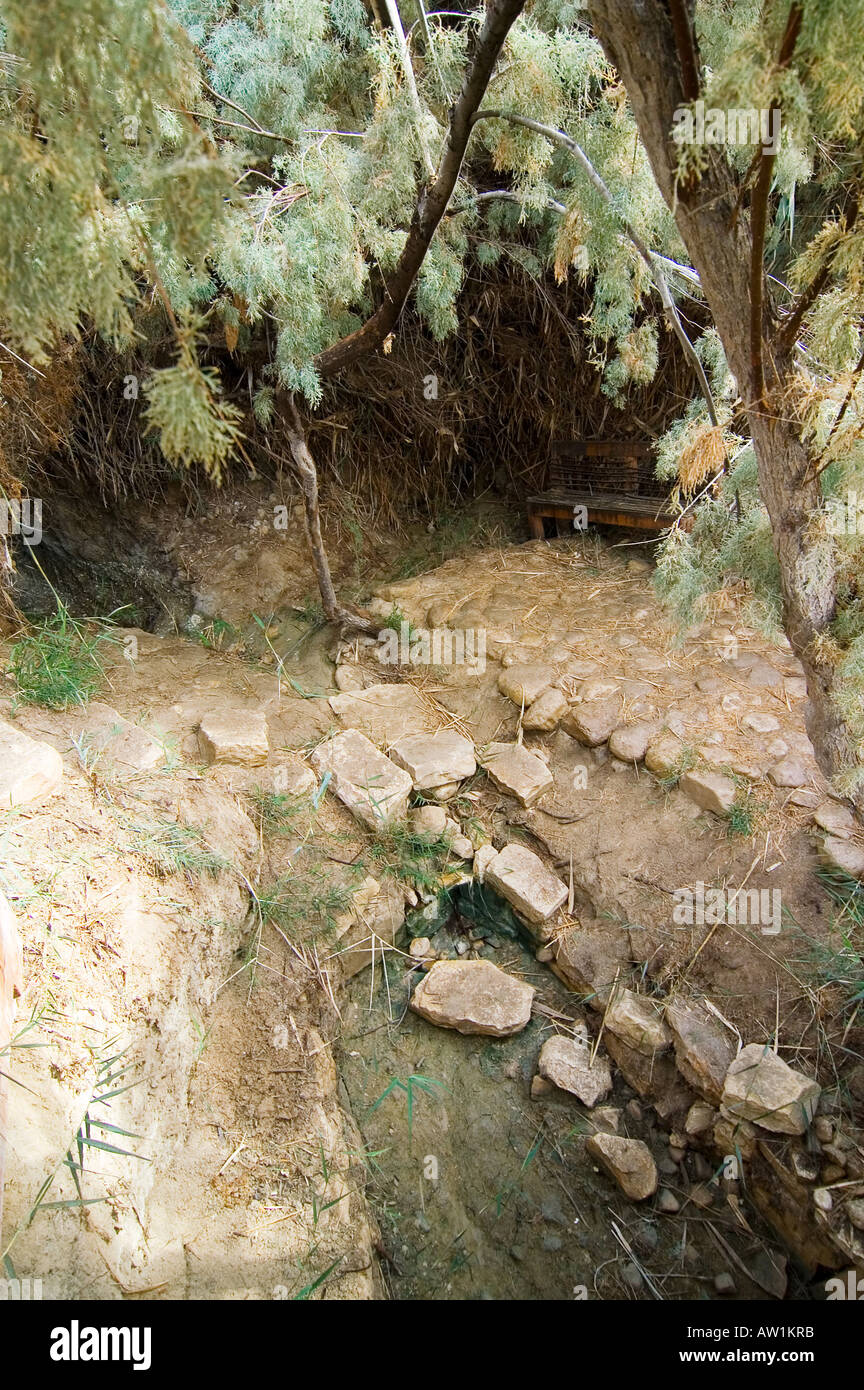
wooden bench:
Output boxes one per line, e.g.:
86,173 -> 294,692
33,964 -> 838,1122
527,439 -> 675,536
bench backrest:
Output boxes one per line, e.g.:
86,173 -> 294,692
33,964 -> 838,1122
549,440 -> 666,499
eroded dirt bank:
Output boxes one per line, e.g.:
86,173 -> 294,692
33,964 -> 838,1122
2,504 -> 863,1299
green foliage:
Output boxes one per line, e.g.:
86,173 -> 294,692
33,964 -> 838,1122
799,867 -> 864,1012
143,339 -> 244,480
655,447 -> 783,635
8,604 -> 113,710
256,866 -> 357,942
365,822 -> 453,893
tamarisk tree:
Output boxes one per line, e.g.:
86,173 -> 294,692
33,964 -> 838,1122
3,0 -> 864,799
581,0 -> 864,803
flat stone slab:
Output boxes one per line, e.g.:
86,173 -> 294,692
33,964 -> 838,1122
680,770 -> 736,816
722,1043 -> 820,1135
0,719 -> 63,808
484,843 -> 567,938
410,959 -> 534,1036
311,728 -> 412,828
585,1134 -> 658,1202
666,997 -> 737,1105
390,729 -> 476,791
328,683 -> 430,746
198,709 -> 269,766
497,664 -> 556,707
328,875 -> 405,979
604,987 -> 671,1055
479,742 -> 553,808
71,702 -> 166,772
538,1031 -> 612,1107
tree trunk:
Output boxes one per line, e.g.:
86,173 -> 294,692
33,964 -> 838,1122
588,0 -> 859,802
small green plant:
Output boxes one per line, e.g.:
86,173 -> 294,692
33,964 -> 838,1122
798,867 -> 864,1010
294,595 -> 326,627
8,603 -> 115,710
726,798 -> 758,837
194,616 -> 236,650
247,787 -> 311,837
256,866 -> 358,943
366,823 -> 453,892
653,741 -> 697,790
367,1073 -> 446,1142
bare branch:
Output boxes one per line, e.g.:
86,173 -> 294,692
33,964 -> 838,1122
313,0 -> 526,379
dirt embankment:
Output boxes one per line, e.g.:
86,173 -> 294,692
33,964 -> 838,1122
2,498 -> 862,1300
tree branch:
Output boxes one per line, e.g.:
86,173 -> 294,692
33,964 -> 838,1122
667,0 -> 701,102
313,0 -> 526,379
273,400 -> 377,632
750,3 -> 803,404
472,110 -> 719,423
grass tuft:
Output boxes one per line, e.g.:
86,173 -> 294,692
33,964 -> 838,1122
8,603 -> 114,710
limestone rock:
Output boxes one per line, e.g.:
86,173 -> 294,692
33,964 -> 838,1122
819,834 -> 864,880
685,1102 -> 717,1137
522,687 -> 569,732
604,1033 -> 695,1122
334,664 -> 366,693
713,1113 -> 758,1161
310,729 -> 412,828
644,732 -> 685,779
550,927 -> 629,1010
679,770 -> 736,816
497,664 -> 556,707
410,959 -> 534,1036
428,781 -> 461,803
742,712 -> 780,734
538,1031 -> 612,1107
330,876 -> 405,978
328,683 -> 430,745
479,742 -> 553,808
390,729 -> 476,792
666,997 -> 737,1105
604,987 -> 671,1055
608,721 -> 655,763
473,844 -> 499,883
408,805 -> 448,838
746,662 -> 783,690
813,801 -> 857,839
73,702 -> 166,772
722,1043 -> 821,1135
0,720 -> 63,808
767,757 -> 809,789
577,677 -> 620,702
268,755 -> 317,798
561,697 -> 622,747
484,843 -> 567,939
198,709 -> 268,766
585,1134 -> 658,1202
